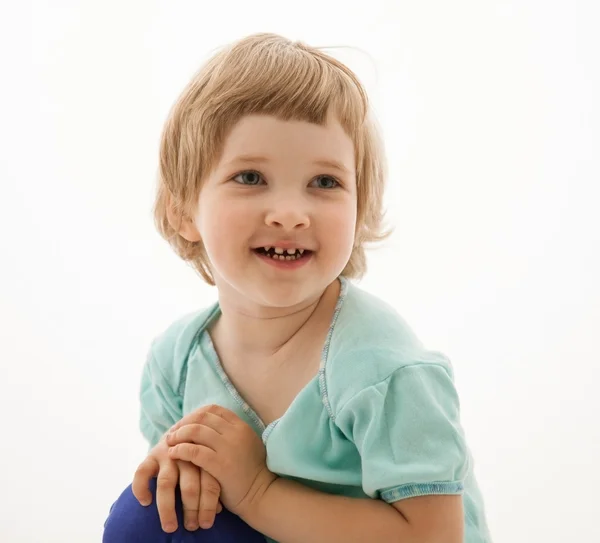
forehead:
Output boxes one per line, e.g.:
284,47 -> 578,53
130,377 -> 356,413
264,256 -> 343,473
217,114 -> 356,171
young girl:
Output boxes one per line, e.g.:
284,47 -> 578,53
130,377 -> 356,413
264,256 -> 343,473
103,33 -> 492,542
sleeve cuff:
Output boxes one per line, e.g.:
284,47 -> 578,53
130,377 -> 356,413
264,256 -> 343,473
381,481 -> 464,503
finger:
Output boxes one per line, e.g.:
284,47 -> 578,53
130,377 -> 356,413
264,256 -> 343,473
132,456 -> 159,506
166,422 -> 223,448
204,404 -> 241,425
178,461 -> 201,531
170,404 -> 237,432
191,412 -> 230,434
198,469 -> 221,529
155,460 -> 179,532
169,405 -> 215,432
169,443 -> 218,474
217,501 -> 223,514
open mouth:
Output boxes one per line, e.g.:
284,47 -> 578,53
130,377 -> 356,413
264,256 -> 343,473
253,247 -> 313,261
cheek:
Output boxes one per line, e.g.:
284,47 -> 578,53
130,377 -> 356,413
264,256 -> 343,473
321,203 -> 357,251
197,198 -> 251,256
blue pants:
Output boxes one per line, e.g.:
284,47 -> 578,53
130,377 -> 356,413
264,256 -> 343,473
103,478 -> 266,542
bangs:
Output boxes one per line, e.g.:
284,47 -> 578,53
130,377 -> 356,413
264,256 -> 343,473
200,34 -> 369,139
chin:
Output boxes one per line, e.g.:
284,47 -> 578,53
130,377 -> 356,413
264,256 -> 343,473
248,281 -> 324,309
257,287 -> 313,309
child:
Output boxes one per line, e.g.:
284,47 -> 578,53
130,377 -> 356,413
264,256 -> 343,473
103,33 -> 492,542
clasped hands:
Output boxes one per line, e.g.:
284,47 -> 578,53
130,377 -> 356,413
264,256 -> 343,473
133,405 -> 277,533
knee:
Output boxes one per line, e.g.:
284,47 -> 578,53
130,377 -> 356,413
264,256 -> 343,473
102,480 -> 265,543
103,480 -> 167,543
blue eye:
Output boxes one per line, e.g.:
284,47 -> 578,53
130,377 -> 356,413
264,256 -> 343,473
231,171 -> 339,189
312,176 -> 339,189
232,171 -> 264,185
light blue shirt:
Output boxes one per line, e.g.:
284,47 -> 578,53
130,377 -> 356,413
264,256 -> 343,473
140,276 -> 492,542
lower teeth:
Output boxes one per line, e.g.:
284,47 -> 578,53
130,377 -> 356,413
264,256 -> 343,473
269,254 -> 298,261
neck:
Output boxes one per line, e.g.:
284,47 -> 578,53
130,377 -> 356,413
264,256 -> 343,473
211,280 -> 340,358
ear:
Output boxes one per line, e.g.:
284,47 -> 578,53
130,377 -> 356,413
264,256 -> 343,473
178,216 -> 202,242
166,202 -> 201,242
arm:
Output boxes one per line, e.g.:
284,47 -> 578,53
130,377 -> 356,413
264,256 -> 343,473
165,405 -> 463,542
267,361 -> 465,543
246,478 -> 462,543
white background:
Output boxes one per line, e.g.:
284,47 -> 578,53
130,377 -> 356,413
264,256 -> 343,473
1,1 -> 598,541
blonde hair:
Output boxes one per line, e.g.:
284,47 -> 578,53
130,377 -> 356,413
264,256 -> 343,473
154,32 -> 391,285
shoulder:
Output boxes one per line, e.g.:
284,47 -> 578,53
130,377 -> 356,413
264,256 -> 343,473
323,279 -> 454,416
146,303 -> 219,392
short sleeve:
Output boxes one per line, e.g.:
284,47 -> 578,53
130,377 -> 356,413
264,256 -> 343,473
335,363 -> 469,503
139,348 -> 183,449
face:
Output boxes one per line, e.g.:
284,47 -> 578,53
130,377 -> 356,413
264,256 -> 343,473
189,112 -> 357,313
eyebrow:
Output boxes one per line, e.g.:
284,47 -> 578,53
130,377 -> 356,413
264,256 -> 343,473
222,154 -> 352,175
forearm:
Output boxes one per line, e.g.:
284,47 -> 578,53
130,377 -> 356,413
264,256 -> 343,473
245,477 -> 418,543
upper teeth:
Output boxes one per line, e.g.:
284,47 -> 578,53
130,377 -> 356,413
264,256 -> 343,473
264,246 -> 304,255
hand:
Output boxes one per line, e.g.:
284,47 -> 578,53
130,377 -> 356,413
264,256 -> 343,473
166,404 -> 278,520
132,431 -> 223,532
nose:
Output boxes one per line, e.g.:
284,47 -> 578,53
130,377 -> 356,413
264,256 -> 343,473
264,196 -> 311,231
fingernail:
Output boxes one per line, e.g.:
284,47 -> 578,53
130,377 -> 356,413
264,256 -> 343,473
185,521 -> 199,531
201,521 -> 213,529
164,522 -> 177,533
